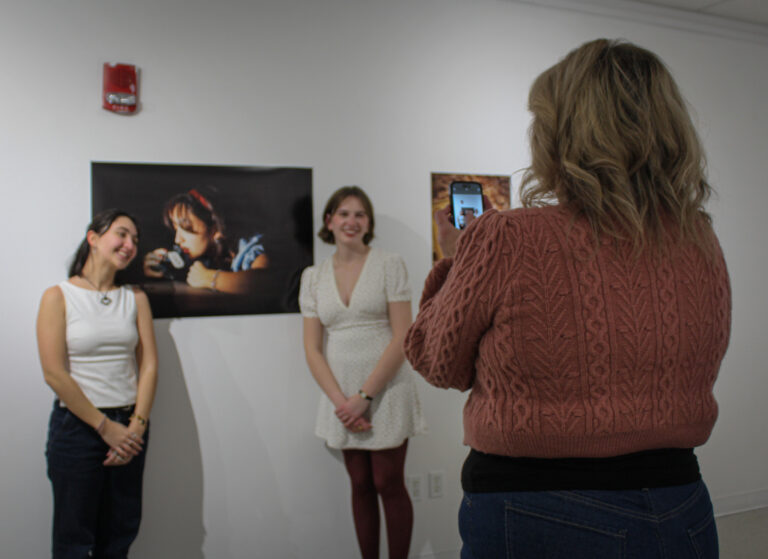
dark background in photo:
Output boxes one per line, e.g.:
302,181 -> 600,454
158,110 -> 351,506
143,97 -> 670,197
92,162 -> 313,318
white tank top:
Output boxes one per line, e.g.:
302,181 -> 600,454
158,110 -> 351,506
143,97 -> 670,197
59,281 -> 139,407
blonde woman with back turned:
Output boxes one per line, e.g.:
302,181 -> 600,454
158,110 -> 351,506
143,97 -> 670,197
405,39 -> 730,559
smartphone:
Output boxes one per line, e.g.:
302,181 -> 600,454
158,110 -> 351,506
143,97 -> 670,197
450,181 -> 483,229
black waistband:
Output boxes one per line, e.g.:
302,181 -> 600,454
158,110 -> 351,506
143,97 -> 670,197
462,447 -> 701,492
54,399 -> 134,413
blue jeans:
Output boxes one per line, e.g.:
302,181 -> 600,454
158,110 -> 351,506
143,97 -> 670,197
459,481 -> 718,559
46,403 -> 148,559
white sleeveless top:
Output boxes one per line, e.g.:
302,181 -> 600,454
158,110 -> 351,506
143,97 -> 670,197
59,281 -> 139,407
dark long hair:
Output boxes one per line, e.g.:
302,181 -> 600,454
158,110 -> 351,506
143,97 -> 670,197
162,189 -> 230,268
68,209 -> 139,282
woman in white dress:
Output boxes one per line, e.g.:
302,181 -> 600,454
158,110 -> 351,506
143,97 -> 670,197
300,186 -> 426,559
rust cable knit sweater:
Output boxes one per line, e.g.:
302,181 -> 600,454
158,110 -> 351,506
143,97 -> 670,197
404,207 -> 731,459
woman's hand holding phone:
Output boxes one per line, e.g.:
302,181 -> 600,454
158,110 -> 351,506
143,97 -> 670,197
436,195 -> 492,258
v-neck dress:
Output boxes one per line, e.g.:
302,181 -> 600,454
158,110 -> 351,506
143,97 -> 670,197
299,247 -> 427,450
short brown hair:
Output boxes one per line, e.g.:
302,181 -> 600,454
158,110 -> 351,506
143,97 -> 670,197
318,186 -> 375,245
521,39 -> 713,251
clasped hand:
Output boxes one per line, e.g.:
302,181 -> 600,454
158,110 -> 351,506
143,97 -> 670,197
101,418 -> 145,467
335,393 -> 372,433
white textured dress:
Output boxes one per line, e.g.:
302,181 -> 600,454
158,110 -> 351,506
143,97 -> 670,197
299,247 -> 427,450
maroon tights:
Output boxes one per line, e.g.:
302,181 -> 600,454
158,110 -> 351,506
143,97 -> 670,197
342,440 -> 413,559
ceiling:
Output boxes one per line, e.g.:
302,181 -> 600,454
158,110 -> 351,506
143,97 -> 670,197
629,0 -> 768,26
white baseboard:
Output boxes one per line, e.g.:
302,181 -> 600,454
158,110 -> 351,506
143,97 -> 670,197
713,489 -> 768,517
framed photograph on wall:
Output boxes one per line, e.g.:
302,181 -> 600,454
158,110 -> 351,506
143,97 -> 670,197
92,162 -> 313,318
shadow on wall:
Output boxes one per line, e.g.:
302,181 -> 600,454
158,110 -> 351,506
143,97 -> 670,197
166,317 -> 293,558
131,321 -> 205,558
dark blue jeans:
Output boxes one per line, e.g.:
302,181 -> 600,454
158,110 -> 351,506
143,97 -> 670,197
46,403 -> 148,559
459,481 -> 718,559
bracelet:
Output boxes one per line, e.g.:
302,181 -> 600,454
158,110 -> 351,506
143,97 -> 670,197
130,413 -> 147,426
95,414 -> 107,434
211,270 -> 220,291
358,389 -> 373,401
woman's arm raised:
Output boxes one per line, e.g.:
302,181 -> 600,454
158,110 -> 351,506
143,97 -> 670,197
404,211 -> 510,391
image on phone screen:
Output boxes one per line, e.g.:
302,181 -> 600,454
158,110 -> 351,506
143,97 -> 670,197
450,181 -> 483,229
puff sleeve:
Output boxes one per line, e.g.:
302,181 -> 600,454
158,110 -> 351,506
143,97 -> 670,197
384,253 -> 411,303
298,266 -> 318,318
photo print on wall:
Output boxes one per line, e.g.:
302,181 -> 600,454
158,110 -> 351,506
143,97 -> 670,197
431,172 -> 511,261
92,162 -> 313,318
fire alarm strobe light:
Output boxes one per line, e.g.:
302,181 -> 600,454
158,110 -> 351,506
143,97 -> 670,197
103,62 -> 137,114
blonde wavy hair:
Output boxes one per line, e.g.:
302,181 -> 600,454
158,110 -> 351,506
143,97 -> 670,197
521,39 -> 713,251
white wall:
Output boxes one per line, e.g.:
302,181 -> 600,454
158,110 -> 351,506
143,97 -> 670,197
2,0 -> 767,557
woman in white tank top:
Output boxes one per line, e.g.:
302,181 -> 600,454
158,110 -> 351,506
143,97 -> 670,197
36,209 -> 158,559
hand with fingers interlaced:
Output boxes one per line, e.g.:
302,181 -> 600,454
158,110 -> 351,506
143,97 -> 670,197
99,418 -> 144,467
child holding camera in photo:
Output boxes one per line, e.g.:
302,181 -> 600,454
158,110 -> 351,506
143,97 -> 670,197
143,189 -> 268,295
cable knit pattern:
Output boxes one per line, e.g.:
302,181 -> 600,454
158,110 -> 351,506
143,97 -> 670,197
653,254 -> 679,428
560,225 -> 613,436
404,207 -> 731,458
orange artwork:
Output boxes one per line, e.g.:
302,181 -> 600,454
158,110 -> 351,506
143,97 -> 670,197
431,173 -> 511,261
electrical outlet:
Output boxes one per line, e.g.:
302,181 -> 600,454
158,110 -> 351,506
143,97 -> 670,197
406,474 -> 423,501
428,471 -> 445,499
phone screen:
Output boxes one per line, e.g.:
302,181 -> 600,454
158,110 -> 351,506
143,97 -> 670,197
450,182 -> 483,229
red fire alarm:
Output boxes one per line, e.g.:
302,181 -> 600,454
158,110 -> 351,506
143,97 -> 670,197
103,63 -> 138,114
